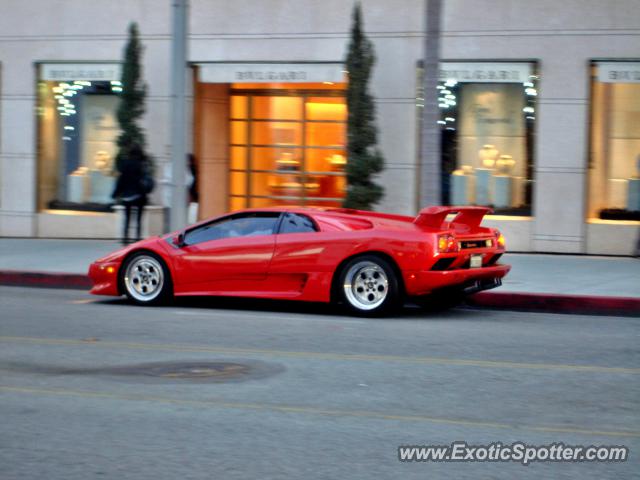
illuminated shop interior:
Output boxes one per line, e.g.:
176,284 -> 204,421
194,76 -> 347,219
37,73 -> 122,211
229,82 -> 347,210
432,62 -> 538,216
588,61 -> 640,221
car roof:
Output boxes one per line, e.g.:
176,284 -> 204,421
237,206 -> 416,231
239,205 -> 409,219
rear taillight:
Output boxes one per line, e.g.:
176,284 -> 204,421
495,230 -> 506,249
437,234 -> 459,253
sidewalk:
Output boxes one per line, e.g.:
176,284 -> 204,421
1,238 -> 638,315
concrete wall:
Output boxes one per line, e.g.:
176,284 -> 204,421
194,82 -> 230,219
0,0 -> 172,237
0,0 -> 638,253
441,0 -> 640,253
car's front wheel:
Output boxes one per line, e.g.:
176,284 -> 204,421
337,255 -> 400,316
121,252 -> 172,305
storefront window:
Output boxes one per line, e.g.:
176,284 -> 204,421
420,61 -> 537,215
229,83 -> 347,209
588,61 -> 640,220
36,63 -> 122,211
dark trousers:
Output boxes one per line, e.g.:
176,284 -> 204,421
122,197 -> 146,243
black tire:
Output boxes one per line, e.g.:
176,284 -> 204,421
120,251 -> 172,306
335,254 -> 401,316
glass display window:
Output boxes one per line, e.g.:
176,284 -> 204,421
229,83 -> 347,210
252,96 -> 303,120
251,121 -> 303,146
306,97 -> 347,121
588,61 -> 640,220
36,63 -> 122,211
419,61 -> 538,215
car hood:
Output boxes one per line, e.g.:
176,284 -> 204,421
93,237 -> 160,263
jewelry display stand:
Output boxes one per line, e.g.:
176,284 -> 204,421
475,168 -> 492,205
493,175 -> 513,208
67,169 -> 88,203
89,170 -> 115,203
628,178 -> 640,211
451,172 -> 475,205
492,154 -> 516,208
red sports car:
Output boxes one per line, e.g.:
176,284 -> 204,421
89,206 -> 510,315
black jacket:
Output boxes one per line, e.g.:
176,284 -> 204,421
112,159 -> 146,202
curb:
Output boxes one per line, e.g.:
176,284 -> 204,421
467,291 -> 640,317
0,270 -> 92,290
1,270 -> 638,317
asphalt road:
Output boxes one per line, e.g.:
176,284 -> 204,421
1,286 -> 638,480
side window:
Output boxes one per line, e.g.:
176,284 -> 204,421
280,213 -> 318,234
185,213 -> 280,245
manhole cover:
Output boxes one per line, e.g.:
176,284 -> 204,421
106,360 -> 283,384
146,363 -> 251,379
8,360 -> 284,384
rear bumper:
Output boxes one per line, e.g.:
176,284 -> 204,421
404,264 -> 511,296
88,261 -> 120,296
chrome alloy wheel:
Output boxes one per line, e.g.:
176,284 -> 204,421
343,260 -> 389,311
124,255 -> 164,302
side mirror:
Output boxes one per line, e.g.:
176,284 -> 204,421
172,232 -> 185,248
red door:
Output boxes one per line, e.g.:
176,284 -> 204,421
266,212 -> 331,298
171,212 -> 280,295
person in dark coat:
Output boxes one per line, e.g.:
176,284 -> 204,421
112,144 -> 148,244
188,153 -> 198,204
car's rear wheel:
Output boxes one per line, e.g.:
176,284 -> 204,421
337,255 -> 400,316
121,252 -> 172,305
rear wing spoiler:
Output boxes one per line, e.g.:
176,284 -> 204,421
414,206 -> 493,230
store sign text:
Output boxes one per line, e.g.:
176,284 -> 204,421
235,70 -> 308,81
597,62 -> 640,83
198,63 -> 344,84
439,63 -> 533,83
441,69 -> 523,82
41,63 -> 122,82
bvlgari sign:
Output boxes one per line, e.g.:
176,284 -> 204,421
440,62 -> 533,83
41,63 -> 122,82
235,70 -> 308,81
597,62 -> 640,83
198,63 -> 345,84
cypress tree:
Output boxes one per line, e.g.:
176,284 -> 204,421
116,22 -> 148,172
343,2 -> 384,210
